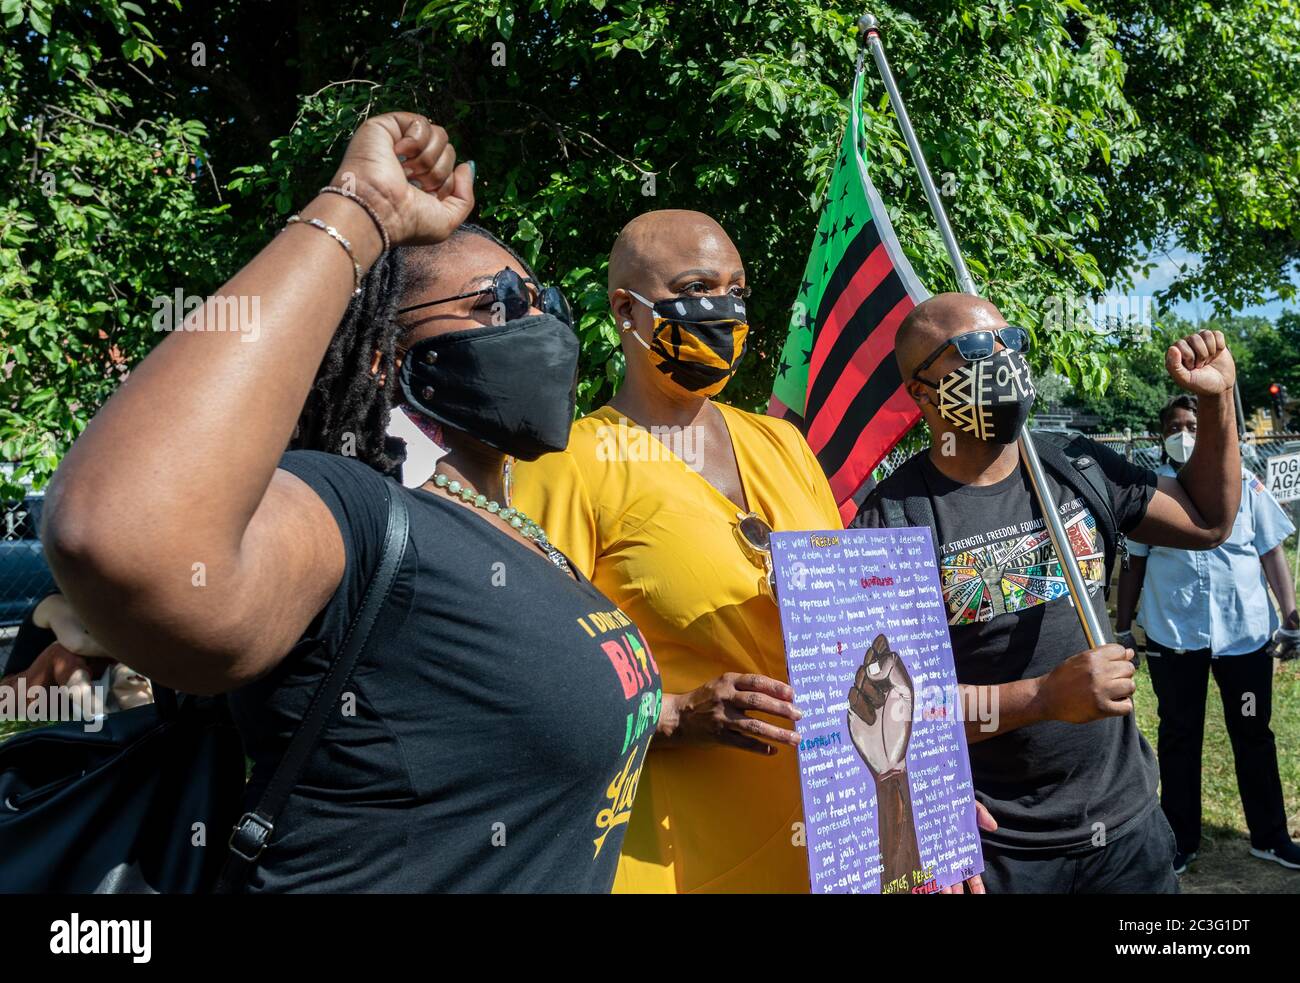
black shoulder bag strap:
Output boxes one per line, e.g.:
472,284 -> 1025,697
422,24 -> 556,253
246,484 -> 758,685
217,485 -> 410,891
1029,431 -> 1123,593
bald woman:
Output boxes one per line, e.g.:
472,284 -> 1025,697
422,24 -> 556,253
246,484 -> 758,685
513,210 -> 841,893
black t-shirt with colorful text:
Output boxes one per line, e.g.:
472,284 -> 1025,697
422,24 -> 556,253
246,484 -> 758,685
228,451 -> 661,892
853,439 -> 1159,852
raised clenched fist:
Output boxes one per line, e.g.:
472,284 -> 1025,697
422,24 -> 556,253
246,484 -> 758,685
330,112 -> 475,247
1166,329 -> 1236,396
847,634 -> 914,779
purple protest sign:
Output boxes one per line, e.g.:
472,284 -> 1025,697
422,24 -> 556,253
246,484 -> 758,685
771,525 -> 984,894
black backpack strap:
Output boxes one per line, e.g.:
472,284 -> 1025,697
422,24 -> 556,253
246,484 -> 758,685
218,485 -> 410,891
872,452 -> 936,531
880,493 -> 907,529
1030,432 -> 1122,594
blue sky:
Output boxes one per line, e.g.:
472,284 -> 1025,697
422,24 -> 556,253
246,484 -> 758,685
1124,247 -> 1300,323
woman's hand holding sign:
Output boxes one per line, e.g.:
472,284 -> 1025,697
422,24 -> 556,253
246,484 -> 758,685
657,673 -> 803,754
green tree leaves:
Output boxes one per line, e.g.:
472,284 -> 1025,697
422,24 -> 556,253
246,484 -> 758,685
0,2 -> 226,496
2,0 -> 1296,498
1093,0 -> 1300,309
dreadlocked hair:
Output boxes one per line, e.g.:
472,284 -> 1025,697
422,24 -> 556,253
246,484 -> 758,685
292,223 -> 539,475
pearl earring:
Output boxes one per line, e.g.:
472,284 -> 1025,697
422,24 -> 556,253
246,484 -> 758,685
622,320 -> 632,330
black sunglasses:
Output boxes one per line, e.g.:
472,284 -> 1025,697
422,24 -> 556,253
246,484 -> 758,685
397,268 -> 573,326
912,325 -> 1030,384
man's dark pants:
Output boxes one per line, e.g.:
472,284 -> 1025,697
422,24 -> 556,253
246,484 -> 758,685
981,806 -> 1179,893
1146,642 -> 1288,854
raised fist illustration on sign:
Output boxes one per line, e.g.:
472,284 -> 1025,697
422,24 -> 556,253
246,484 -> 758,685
846,634 -> 924,892
847,633 -> 914,777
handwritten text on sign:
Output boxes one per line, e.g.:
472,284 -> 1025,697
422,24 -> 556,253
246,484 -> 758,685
771,526 -> 984,894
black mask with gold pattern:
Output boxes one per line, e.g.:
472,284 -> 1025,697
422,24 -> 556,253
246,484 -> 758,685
627,291 -> 749,396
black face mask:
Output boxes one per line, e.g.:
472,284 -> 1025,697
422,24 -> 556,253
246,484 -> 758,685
925,348 -> 1035,444
398,313 -> 579,460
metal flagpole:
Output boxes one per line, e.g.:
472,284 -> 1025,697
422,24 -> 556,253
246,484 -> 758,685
858,13 -> 1108,648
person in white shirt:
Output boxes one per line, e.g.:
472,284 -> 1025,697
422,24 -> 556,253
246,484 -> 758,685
1116,393 -> 1300,875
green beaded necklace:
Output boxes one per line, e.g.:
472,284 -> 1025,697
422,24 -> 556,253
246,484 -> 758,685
428,472 -> 572,575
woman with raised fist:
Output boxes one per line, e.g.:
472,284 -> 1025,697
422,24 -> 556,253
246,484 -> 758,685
42,113 -> 660,893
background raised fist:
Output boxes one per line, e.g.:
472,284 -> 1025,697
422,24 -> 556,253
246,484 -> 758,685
1166,329 -> 1236,396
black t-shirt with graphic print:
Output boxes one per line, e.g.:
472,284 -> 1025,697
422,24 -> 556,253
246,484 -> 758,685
227,450 -> 661,892
852,438 -> 1159,852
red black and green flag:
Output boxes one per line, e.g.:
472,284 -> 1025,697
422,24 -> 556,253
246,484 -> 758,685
768,62 -> 929,524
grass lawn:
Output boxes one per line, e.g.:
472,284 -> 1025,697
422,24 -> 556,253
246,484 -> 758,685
1131,652 -> 1300,894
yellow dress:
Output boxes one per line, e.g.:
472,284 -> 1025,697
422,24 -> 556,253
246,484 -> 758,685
513,402 -> 843,893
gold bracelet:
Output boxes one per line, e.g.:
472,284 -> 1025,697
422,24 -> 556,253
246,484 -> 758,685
284,215 -> 363,296
318,186 -> 391,253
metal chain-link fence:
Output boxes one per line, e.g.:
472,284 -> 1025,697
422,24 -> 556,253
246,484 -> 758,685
1090,432 -> 1300,476
1,490 -> 56,667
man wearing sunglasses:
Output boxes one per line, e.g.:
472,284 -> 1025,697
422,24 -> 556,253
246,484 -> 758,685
851,291 -> 1242,894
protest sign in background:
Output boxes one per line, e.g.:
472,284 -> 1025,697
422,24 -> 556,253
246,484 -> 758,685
1264,451 -> 1300,504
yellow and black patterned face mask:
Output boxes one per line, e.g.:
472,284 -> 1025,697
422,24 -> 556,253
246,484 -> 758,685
627,290 -> 749,397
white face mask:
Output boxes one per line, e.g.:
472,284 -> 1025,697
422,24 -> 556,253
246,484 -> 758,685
1164,431 -> 1195,464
